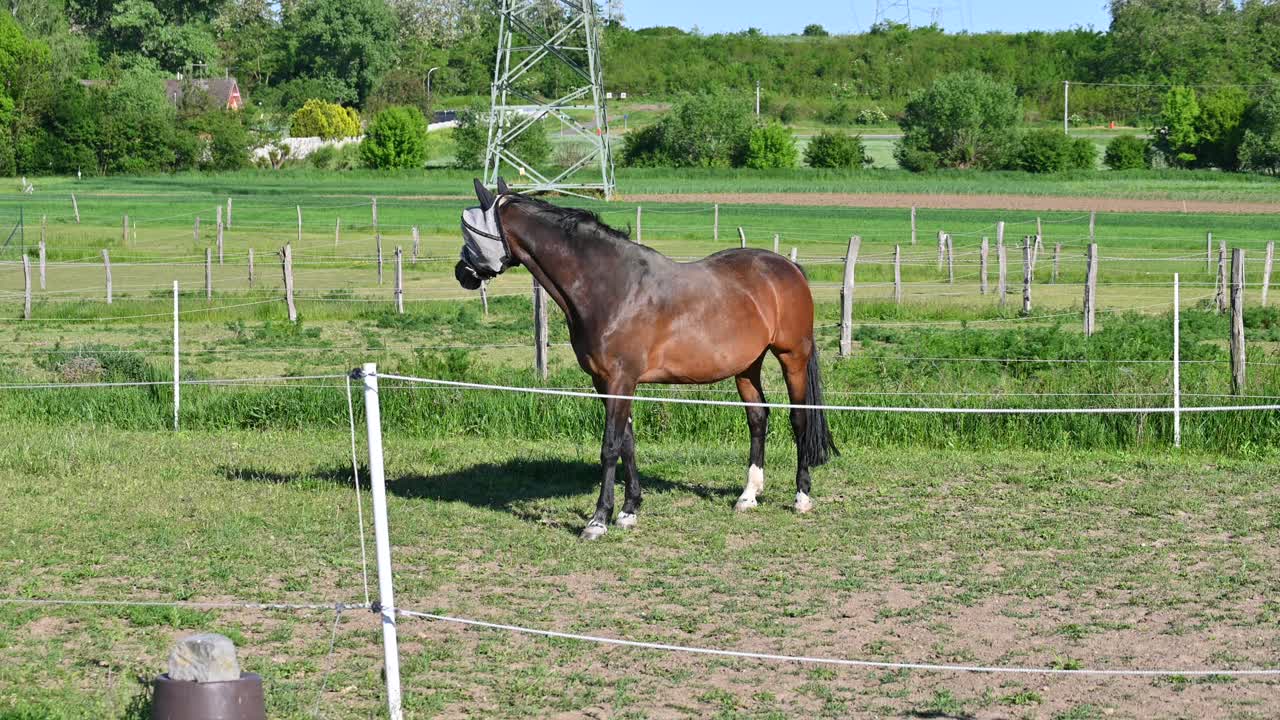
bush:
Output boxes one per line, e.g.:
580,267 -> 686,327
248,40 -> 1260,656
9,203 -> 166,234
778,103 -> 798,124
1013,128 -> 1072,173
803,130 -> 869,168
1195,87 -> 1248,170
895,70 -> 1021,171
1104,134 -> 1148,170
290,99 -> 361,139
359,105 -> 427,169
1067,136 -> 1097,170
1153,86 -> 1200,167
451,104 -> 487,169
1239,86 -> 1280,175
621,92 -> 752,168
856,106 -> 889,125
823,101 -> 856,125
744,123 -> 797,169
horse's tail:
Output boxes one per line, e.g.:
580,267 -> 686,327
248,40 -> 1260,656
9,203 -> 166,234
799,341 -> 838,468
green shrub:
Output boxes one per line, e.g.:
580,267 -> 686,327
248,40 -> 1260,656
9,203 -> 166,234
744,122 -> 797,169
621,92 -> 752,168
290,99 -> 361,139
856,106 -> 889,125
778,103 -> 798,124
895,70 -> 1021,171
1013,128 -> 1072,173
1067,136 -> 1097,170
1103,134 -> 1148,170
824,101 -> 856,125
1239,85 -> 1280,175
359,105 -> 427,169
803,130 -> 869,168
1153,86 -> 1200,167
452,104 -> 487,169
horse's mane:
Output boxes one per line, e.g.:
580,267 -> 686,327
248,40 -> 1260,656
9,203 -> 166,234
506,194 -> 632,245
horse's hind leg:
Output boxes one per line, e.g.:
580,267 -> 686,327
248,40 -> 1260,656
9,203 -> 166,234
734,355 -> 769,511
775,345 -> 815,513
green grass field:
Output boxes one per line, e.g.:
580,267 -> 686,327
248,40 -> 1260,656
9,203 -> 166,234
2,172 -> 1279,718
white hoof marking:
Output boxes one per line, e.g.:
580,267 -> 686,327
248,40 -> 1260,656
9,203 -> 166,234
794,492 -> 814,514
580,521 -> 607,541
617,512 -> 638,529
736,465 -> 765,511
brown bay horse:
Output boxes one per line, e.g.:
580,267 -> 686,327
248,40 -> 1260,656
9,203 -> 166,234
456,179 -> 837,540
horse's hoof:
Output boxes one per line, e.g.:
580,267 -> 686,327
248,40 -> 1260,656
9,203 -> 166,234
734,496 -> 759,512
580,521 -> 608,541
794,492 -> 814,514
617,512 -> 638,529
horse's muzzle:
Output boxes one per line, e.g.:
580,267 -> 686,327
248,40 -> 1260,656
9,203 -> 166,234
455,260 -> 483,290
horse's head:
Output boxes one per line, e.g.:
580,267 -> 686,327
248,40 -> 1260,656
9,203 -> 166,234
456,177 -> 515,290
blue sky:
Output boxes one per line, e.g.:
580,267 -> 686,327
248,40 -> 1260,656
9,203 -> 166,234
621,1 -> 1112,35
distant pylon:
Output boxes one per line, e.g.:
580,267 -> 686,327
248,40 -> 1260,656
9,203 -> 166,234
484,0 -> 615,200
874,0 -> 912,27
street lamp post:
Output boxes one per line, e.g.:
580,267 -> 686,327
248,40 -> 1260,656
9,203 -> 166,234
427,67 -> 440,113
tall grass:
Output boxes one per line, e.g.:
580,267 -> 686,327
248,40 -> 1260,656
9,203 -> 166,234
4,308 -> 1277,454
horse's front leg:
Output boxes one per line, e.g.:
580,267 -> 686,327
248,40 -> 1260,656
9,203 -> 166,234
581,385 -> 635,541
616,417 -> 641,529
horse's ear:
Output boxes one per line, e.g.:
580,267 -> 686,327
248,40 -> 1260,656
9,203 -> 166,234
473,178 -> 496,211
496,176 -> 511,195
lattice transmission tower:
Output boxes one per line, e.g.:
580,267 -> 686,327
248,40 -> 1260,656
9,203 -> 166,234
484,0 -> 615,200
874,0 -> 912,27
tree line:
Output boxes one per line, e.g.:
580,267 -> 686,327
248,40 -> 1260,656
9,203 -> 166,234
2,0 -> 1279,176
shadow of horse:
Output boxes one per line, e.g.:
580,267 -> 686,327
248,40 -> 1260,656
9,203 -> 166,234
219,459 -> 739,533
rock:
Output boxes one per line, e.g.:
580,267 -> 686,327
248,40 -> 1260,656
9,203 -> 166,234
168,633 -> 241,683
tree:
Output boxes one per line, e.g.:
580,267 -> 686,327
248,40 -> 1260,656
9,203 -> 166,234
1195,87 -> 1249,170
284,0 -> 396,106
802,23 -> 828,37
1104,134 -> 1148,170
745,122 -> 796,169
621,92 -> 752,168
1152,86 -> 1200,167
894,70 -> 1021,171
360,105 -> 428,169
803,131 -> 870,168
1239,86 -> 1280,175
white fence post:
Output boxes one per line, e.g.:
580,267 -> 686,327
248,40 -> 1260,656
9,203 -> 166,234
360,363 -> 404,720
37,239 -> 45,291
979,237 -> 989,295
773,233 -> 779,254
1172,273 -> 1181,449
103,249 -> 112,304
635,205 -> 642,243
1263,241 -> 1275,307
839,235 -> 860,357
910,206 -> 916,246
894,244 -> 902,305
22,254 -> 31,320
738,227 -> 746,249
713,204 -> 719,241
71,194 -> 79,224
173,280 -> 180,432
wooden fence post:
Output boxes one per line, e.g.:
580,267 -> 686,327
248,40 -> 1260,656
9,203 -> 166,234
1036,216 -> 1042,239
1206,231 -> 1213,273
296,205 -> 303,244
997,238 -> 1007,308
996,220 -> 1005,253
738,227 -> 746,249
38,239 -> 46,291
894,244 -> 902,305
1021,237 -> 1032,316
1089,211 -> 1096,242
946,233 -> 954,285
839,235 -> 861,357
282,244 -> 297,323
194,216 -> 200,246
910,206 -> 917,246
371,196 -> 378,236
71,194 -> 79,224
1052,243 -> 1061,284
394,246 -> 404,314
122,215 -> 128,246
205,248 -> 212,301
216,206 -> 224,265
1033,235 -> 1043,272
713,204 -> 719,241
1084,243 -> 1098,337
1231,248 -> 1246,395
412,226 -> 420,264
103,249 -> 112,304
1216,241 -> 1227,314
248,248 -> 255,288
40,215 -> 45,249
936,230 -> 945,270
226,197 -> 232,229
532,277 -> 548,380
480,280 -> 489,316
1263,241 -> 1275,307
22,254 -> 31,320
773,234 -> 779,254
1173,273 -> 1181,448
377,235 -> 384,286
980,237 -> 989,295
636,205 -> 642,243
335,217 -> 341,246
789,247 -> 797,263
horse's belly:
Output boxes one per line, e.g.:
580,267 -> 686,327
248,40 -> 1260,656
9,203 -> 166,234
638,331 -> 768,384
